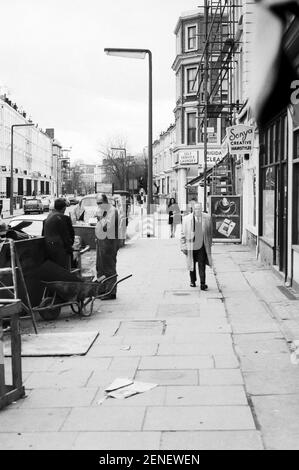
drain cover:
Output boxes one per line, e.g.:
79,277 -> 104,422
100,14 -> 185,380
116,320 -> 165,336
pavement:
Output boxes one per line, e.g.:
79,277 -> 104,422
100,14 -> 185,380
1,216 -> 299,450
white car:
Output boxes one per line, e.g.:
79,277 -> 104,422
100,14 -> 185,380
9,214 -> 81,249
9,213 -> 47,237
41,196 -> 50,212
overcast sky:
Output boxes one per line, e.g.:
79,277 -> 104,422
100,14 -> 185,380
0,0 -> 202,163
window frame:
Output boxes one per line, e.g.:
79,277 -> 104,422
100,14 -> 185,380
185,66 -> 198,95
186,111 -> 197,146
185,24 -> 198,52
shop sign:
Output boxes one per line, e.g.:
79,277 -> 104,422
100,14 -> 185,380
198,147 -> 222,170
95,182 -> 113,193
210,195 -> 241,242
178,150 -> 198,165
226,125 -> 254,155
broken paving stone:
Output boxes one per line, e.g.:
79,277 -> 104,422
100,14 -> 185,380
101,377 -> 158,402
107,381 -> 157,400
104,378 -> 133,392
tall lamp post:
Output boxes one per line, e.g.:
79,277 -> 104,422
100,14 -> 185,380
10,123 -> 34,216
104,48 -> 153,218
111,147 -> 127,191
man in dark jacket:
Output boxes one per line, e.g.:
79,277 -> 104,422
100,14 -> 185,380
42,198 -> 74,270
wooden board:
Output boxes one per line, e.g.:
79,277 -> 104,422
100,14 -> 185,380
4,331 -> 99,357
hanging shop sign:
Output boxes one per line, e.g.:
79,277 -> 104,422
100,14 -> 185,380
226,125 -> 254,155
209,195 -> 242,242
178,150 -> 198,165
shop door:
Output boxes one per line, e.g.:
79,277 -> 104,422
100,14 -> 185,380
275,164 -> 288,275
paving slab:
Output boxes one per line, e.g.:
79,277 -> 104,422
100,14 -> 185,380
143,405 -> 256,431
160,430 -> 264,450
0,432 -> 78,450
158,337 -> 234,356
252,394 -> 299,450
0,408 -> 70,432
234,333 -> 290,355
139,355 -> 214,370
93,386 -> 166,407
62,407 -> 146,431
108,356 -> 141,371
244,368 -> 299,395
199,369 -> 244,386
18,387 -> 98,408
72,431 -> 161,450
216,272 -> 252,292
156,304 -> 200,317
238,352 -> 291,371
49,357 -> 112,372
213,354 -> 240,368
135,369 -> 199,386
164,385 -> 248,406
24,369 -> 92,389
87,343 -> 157,357
86,369 -> 137,389
116,320 -> 165,336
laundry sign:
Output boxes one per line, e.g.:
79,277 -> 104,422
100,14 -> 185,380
226,125 -> 255,155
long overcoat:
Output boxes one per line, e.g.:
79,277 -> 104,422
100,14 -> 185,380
180,212 -> 213,271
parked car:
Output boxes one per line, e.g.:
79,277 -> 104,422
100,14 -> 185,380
68,196 -> 79,205
9,213 -> 47,237
9,214 -> 82,253
41,196 -> 50,212
72,194 -> 99,225
23,197 -> 43,214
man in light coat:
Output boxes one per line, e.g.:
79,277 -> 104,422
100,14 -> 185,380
180,202 -> 212,290
95,193 -> 119,299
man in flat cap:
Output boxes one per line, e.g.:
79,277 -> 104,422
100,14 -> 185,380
42,198 -> 74,270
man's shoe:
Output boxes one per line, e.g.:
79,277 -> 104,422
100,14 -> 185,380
190,282 -> 196,287
200,284 -> 208,291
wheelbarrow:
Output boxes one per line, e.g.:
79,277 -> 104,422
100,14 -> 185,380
34,274 -> 132,320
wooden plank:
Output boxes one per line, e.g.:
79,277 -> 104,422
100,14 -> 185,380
0,323 -> 5,397
0,268 -> 13,274
9,239 -> 18,299
10,313 -> 23,390
0,301 -> 22,319
0,386 -> 25,410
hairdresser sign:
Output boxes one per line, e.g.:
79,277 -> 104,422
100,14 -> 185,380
226,125 -> 254,155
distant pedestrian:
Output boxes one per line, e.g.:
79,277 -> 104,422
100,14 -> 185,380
180,202 -> 212,290
42,198 -> 74,270
167,198 -> 181,238
95,193 -> 119,299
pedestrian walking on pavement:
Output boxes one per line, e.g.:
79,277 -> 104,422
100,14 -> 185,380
180,202 -> 212,290
42,198 -> 75,270
167,197 -> 181,238
95,193 -> 119,299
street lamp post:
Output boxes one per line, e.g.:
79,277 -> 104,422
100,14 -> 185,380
10,123 -> 34,216
104,48 -> 153,218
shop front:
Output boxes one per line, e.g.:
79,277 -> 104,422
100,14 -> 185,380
258,112 -> 288,278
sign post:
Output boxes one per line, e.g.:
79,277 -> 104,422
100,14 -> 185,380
210,195 -> 242,242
